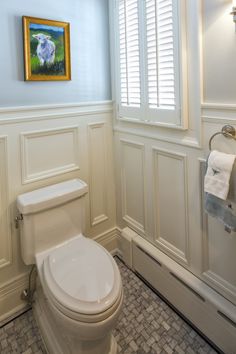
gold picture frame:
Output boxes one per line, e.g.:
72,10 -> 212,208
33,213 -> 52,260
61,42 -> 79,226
23,16 -> 71,81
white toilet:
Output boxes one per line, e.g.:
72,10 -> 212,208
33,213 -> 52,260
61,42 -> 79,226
16,179 -> 123,354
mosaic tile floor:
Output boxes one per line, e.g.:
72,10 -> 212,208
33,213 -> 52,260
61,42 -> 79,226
0,257 -> 218,354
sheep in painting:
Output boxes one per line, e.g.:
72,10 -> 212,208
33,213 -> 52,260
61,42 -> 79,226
32,33 -> 56,66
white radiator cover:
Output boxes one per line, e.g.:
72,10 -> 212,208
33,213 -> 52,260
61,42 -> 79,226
119,227 -> 138,268
120,228 -> 236,354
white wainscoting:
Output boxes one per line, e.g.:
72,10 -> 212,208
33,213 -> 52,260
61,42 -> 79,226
200,160 -> 236,305
152,148 -> 189,266
0,101 -> 117,322
112,100 -> 236,351
0,136 -> 11,269
115,123 -> 236,351
200,104 -> 236,305
120,139 -> 146,235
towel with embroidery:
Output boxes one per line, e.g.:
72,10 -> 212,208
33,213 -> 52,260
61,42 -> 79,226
204,150 -> 235,200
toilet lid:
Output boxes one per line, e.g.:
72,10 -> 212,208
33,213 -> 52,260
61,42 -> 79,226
42,236 -> 121,315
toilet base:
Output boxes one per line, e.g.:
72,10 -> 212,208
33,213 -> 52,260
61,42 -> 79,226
33,286 -> 118,354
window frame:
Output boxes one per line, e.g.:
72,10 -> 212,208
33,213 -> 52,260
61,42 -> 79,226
111,0 -> 189,129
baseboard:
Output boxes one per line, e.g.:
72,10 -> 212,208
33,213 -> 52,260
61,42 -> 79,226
0,273 -> 29,324
93,227 -> 120,254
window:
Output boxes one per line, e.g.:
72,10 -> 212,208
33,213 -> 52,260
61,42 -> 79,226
114,0 -> 187,127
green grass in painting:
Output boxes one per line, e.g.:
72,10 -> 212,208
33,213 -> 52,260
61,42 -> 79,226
30,29 -> 65,76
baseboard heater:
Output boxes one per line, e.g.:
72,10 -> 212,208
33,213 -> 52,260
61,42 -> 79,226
119,227 -> 236,354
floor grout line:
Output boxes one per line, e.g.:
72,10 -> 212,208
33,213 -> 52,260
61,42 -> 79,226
0,258 -> 218,354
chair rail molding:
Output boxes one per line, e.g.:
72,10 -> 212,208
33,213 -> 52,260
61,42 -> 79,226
0,101 -> 113,124
202,103 -> 236,123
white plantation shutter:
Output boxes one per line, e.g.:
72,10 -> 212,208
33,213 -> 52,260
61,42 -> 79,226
116,0 -> 183,125
146,0 -> 175,109
118,0 -> 141,117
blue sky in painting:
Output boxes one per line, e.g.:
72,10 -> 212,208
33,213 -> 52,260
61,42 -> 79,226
30,23 -> 64,33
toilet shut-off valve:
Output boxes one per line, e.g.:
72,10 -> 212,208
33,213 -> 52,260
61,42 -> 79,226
15,214 -> 23,229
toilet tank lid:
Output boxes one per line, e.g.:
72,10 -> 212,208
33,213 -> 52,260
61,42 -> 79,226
17,179 -> 88,215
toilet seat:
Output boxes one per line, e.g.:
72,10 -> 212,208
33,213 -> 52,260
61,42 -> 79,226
41,235 -> 122,322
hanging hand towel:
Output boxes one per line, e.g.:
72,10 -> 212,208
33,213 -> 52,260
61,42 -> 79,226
205,194 -> 236,233
204,150 -> 235,200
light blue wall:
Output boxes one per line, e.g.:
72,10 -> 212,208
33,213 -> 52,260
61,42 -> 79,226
0,0 -> 111,107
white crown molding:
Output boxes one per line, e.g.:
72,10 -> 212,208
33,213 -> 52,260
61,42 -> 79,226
0,101 -> 113,125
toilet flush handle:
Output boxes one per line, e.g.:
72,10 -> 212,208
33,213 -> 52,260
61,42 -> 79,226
15,214 -> 23,229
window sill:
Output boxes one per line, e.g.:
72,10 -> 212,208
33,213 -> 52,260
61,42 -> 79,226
117,116 -> 188,131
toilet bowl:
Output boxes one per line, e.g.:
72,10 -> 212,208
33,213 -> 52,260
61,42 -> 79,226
17,179 -> 123,354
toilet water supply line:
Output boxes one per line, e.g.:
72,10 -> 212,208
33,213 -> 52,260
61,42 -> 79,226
21,265 -> 37,306
15,214 -> 37,305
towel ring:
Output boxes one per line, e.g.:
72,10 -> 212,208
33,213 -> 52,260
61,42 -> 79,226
209,125 -> 236,151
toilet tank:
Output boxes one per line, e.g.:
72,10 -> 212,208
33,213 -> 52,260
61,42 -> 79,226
17,179 -> 88,265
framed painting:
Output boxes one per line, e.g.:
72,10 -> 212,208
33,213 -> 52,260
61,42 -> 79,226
22,16 -> 71,81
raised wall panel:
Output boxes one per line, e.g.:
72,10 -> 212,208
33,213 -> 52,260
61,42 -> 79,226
152,148 -> 189,266
0,136 -> 12,269
88,122 -> 109,226
120,139 -> 145,234
200,160 -> 236,305
0,273 -> 28,322
21,126 -> 80,184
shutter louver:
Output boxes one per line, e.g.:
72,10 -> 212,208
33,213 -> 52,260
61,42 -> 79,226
146,0 -> 176,110
119,0 -> 141,108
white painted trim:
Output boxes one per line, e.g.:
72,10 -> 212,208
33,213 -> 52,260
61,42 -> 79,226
0,101 -> 113,125
202,103 -> 236,111
202,270 -> 236,304
202,116 -> 236,124
120,139 -> 146,235
20,126 -> 80,184
118,117 -> 188,131
88,122 -> 109,227
0,136 -> 12,269
199,159 -> 236,305
91,228 -> 119,257
201,103 -> 236,124
114,126 -> 201,149
152,147 -> 189,266
92,215 -> 109,226
0,100 -> 113,114
0,273 -> 28,298
0,273 -> 28,323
